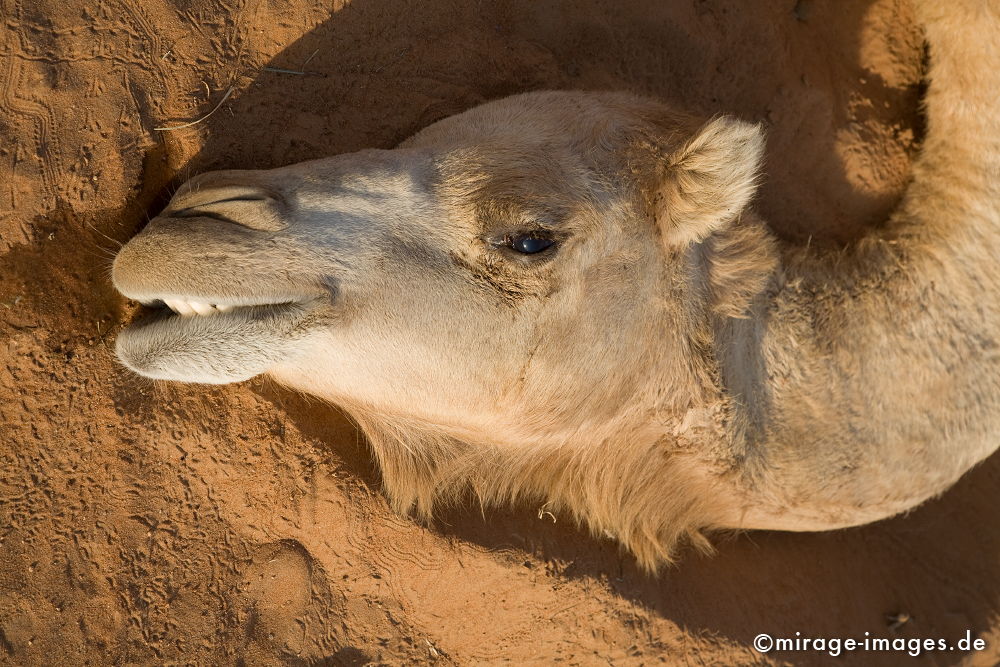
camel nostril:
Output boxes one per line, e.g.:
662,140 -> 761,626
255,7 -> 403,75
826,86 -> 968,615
165,181 -> 287,231
166,198 -> 286,232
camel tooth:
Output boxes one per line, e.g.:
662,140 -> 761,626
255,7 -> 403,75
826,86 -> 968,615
189,301 -> 215,316
165,299 -> 196,316
215,304 -> 234,313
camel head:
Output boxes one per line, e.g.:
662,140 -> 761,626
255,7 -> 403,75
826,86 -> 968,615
113,91 -> 775,447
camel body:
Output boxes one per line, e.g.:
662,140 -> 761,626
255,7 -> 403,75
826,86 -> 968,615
112,0 -> 1000,569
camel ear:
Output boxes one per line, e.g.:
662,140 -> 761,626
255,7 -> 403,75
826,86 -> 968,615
656,117 -> 765,246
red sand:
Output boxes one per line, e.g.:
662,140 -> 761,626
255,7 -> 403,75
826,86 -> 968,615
2,0 -> 999,664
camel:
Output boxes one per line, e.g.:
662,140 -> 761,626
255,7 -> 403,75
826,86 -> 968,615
111,0 -> 1000,571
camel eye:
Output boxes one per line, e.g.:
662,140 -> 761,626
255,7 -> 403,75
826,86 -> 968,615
508,234 -> 555,254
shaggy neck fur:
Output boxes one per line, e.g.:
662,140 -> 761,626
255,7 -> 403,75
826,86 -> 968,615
343,217 -> 780,571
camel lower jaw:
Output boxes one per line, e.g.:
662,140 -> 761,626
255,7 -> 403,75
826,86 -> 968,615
115,301 -> 316,384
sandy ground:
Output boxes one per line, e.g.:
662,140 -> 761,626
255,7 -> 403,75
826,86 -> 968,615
2,0 -> 1000,664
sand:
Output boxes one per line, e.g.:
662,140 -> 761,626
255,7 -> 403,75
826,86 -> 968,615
2,0 -> 999,664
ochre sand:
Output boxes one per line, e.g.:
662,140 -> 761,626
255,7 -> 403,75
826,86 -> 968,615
2,0 -> 999,664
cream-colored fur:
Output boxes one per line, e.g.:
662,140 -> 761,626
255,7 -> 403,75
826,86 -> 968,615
112,0 -> 1000,571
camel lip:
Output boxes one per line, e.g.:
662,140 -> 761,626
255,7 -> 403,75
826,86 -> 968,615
114,299 -> 319,383
111,248 -> 332,310
110,221 -> 328,307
